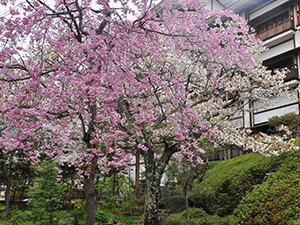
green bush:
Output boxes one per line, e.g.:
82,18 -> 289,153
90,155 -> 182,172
233,150 -> 300,225
94,208 -> 135,225
189,153 -> 274,216
8,208 -> 70,225
180,207 -> 208,219
268,112 -> 300,136
8,209 -> 33,225
167,213 -> 229,225
108,213 -> 135,224
166,217 -> 201,225
95,209 -> 110,224
0,204 -> 5,211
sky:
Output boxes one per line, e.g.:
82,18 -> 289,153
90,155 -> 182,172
0,0 -> 143,20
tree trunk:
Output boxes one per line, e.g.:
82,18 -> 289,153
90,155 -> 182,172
12,187 -> 16,202
19,186 -> 26,203
5,179 -> 11,218
134,149 -> 140,204
84,157 -> 97,225
143,151 -> 160,225
142,143 -> 179,225
183,167 -> 195,222
83,102 -> 98,225
2,153 -> 11,218
144,182 -> 160,225
184,190 -> 190,221
112,170 -> 116,196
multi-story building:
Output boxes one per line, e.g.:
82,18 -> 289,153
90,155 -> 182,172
133,0 -> 300,179
203,0 -> 300,130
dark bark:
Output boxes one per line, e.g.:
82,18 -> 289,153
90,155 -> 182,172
142,143 -> 180,225
19,186 -> 26,202
112,170 -> 116,196
143,150 -> 160,225
12,187 -> 16,202
144,181 -> 160,225
4,179 -> 11,218
184,191 -> 190,221
134,149 -> 140,203
83,100 -> 98,225
84,157 -> 97,225
183,167 -> 195,222
2,153 -> 11,218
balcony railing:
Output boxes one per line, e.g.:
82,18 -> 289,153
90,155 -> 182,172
285,67 -> 299,82
256,19 -> 292,41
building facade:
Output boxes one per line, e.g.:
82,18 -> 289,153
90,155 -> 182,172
203,0 -> 300,129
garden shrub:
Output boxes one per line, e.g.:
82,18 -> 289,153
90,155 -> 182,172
233,150 -> 300,225
166,212 -> 230,225
7,207 -> 69,225
95,209 -> 110,224
180,207 -> 208,219
268,112 -> 300,136
107,213 -> 135,224
7,209 -> 32,225
166,216 -> 199,225
94,208 -> 135,225
189,153 -> 274,216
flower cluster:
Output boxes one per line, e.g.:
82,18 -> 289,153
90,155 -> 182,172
0,0 -> 291,178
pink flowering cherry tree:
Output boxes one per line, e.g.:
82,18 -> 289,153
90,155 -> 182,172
0,0 -> 290,224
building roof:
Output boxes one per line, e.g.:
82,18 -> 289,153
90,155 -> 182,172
227,0 -> 274,14
217,0 -> 242,8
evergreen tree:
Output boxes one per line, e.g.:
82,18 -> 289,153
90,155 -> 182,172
27,160 -> 63,225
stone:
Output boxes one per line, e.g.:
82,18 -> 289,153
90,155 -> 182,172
166,196 -> 186,213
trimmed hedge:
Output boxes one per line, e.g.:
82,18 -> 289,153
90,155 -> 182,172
233,150 -> 300,225
189,153 -> 274,216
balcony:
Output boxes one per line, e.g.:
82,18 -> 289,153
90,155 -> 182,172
256,19 -> 292,41
265,56 -> 299,82
254,10 -> 294,41
297,1 -> 300,27
285,67 -> 299,82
